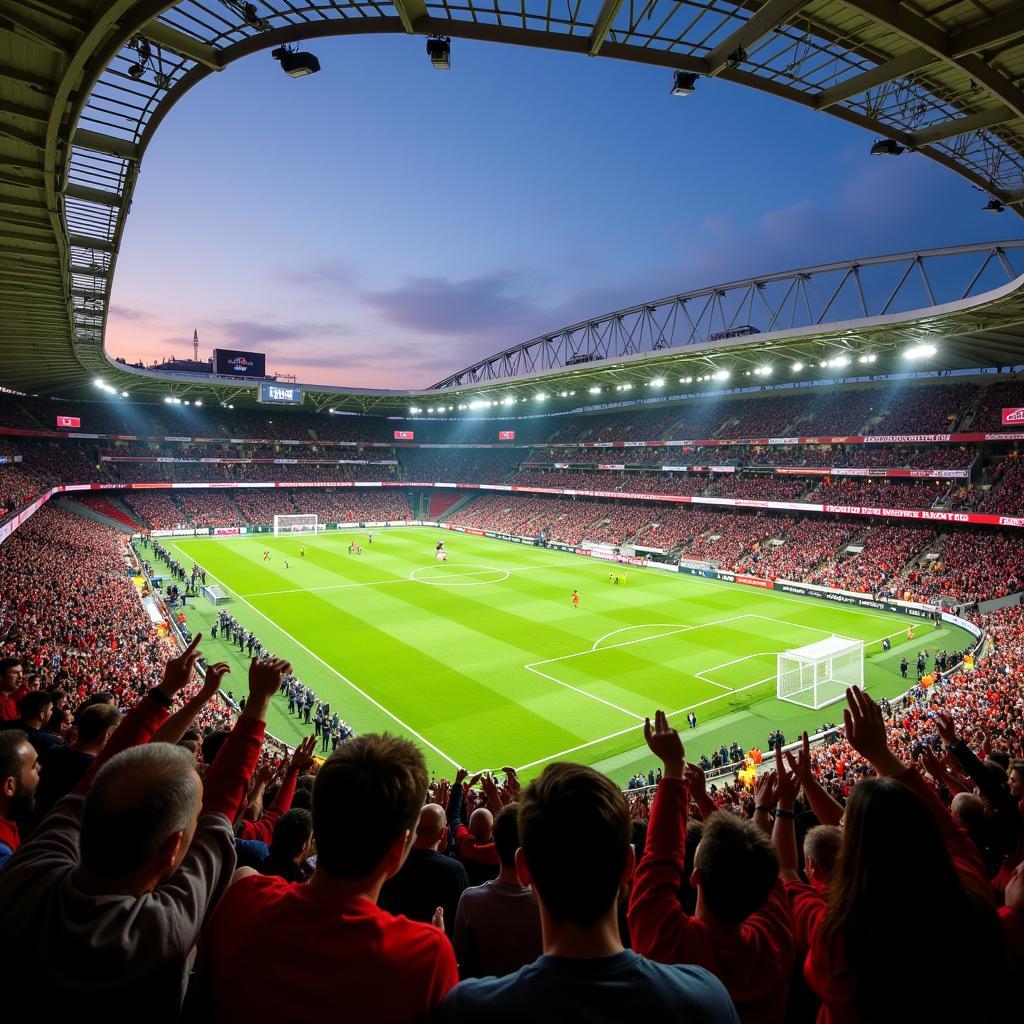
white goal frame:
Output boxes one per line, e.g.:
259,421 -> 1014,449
777,636 -> 864,710
273,514 -> 324,537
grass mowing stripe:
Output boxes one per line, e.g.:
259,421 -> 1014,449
151,528 -> 972,781
168,540 -> 463,769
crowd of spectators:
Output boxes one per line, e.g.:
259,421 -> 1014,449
736,518 -> 857,581
816,476 -> 949,509
809,523 -> 935,593
0,490 -> 1022,1020
869,382 -> 977,434
971,378 -> 1024,430
977,453 -> 1024,514
900,529 -> 1024,605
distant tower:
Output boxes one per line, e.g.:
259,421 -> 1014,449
193,328 -> 199,362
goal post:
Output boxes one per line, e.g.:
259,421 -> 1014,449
777,636 -> 864,710
273,514 -> 323,537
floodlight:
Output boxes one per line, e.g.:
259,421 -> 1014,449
983,198 -> 1005,213
272,45 -> 320,77
589,386 -> 601,394
427,36 -> 451,70
121,391 -> 129,398
792,361 -> 804,372
127,62 -> 145,80
670,71 -> 698,96
870,139 -> 905,156
903,343 -> 937,358
650,378 -> 665,387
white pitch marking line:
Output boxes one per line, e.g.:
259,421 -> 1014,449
516,625 -> 924,773
167,543 -> 462,769
591,622 -> 695,651
523,664 -> 645,721
515,675 -> 773,773
534,614 -> 753,668
240,559 -> 573,598
695,653 -> 776,691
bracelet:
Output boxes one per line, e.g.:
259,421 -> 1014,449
149,687 -> 174,709
774,808 -> 795,819
754,805 -> 774,813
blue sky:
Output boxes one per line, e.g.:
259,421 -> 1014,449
107,33 -> 1008,387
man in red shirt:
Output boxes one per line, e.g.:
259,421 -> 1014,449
0,657 -> 25,721
628,710 -> 794,1024
196,732 -> 458,1020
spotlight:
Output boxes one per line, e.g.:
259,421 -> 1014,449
589,386 -> 602,394
272,45 -> 320,77
164,396 -> 173,404
427,36 -> 451,70
194,400 -> 203,406
832,355 -> 850,368
670,71 -> 698,96
903,343 -> 937,358
650,378 -> 665,387
127,62 -> 145,80
93,378 -> 104,387
870,139 -> 905,156
713,370 -> 729,381
622,383 -> 633,391
983,198 -> 1005,213
792,361 -> 804,372
535,393 -> 547,401
857,353 -> 876,364
121,391 -> 129,398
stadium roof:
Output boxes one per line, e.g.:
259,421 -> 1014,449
2,0 -> 1024,409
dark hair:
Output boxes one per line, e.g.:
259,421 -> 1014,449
518,763 -> 630,927
0,657 -> 21,679
493,803 -> 520,868
76,704 -> 122,745
201,729 -> 231,767
80,743 -> 200,879
312,733 -> 426,879
0,730 -> 29,784
694,812 -> 778,925
270,808 -> 313,862
17,690 -> 52,722
821,777 -> 1007,1017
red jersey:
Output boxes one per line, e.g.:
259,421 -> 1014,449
197,875 -> 458,1020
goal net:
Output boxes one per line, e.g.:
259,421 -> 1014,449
273,514 -> 323,537
777,636 -> 864,710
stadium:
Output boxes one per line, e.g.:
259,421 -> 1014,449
0,1 -> 1022,1019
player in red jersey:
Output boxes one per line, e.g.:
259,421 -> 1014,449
572,590 -> 580,609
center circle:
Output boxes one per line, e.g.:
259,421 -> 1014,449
410,563 -> 511,586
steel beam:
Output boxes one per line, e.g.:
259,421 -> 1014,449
703,0 -> 810,76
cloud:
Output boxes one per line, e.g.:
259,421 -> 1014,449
108,305 -> 148,321
359,272 -> 543,337
213,318 -> 354,346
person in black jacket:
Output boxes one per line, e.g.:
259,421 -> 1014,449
379,802 -> 468,936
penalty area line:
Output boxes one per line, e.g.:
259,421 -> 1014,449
167,543 -> 461,769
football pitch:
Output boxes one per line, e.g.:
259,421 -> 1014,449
150,528 -> 972,783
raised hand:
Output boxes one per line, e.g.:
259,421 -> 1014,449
643,709 -> 684,779
843,686 -> 904,777
753,770 -> 778,810
468,772 -> 483,788
683,762 -> 708,797
290,735 -> 318,772
432,906 -> 445,931
933,709 -> 959,746
775,753 -> 801,809
249,657 -> 292,700
454,768 -> 469,787
481,774 -> 504,813
160,633 -> 202,696
200,661 -> 230,698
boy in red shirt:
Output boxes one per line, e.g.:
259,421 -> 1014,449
196,733 -> 458,1020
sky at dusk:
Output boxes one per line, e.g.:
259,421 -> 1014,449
107,33 -> 1009,389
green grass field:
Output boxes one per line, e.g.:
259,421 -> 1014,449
143,528 -> 971,784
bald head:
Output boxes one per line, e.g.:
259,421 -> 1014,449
414,803 -> 447,849
469,806 -> 493,842
80,743 -> 201,883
